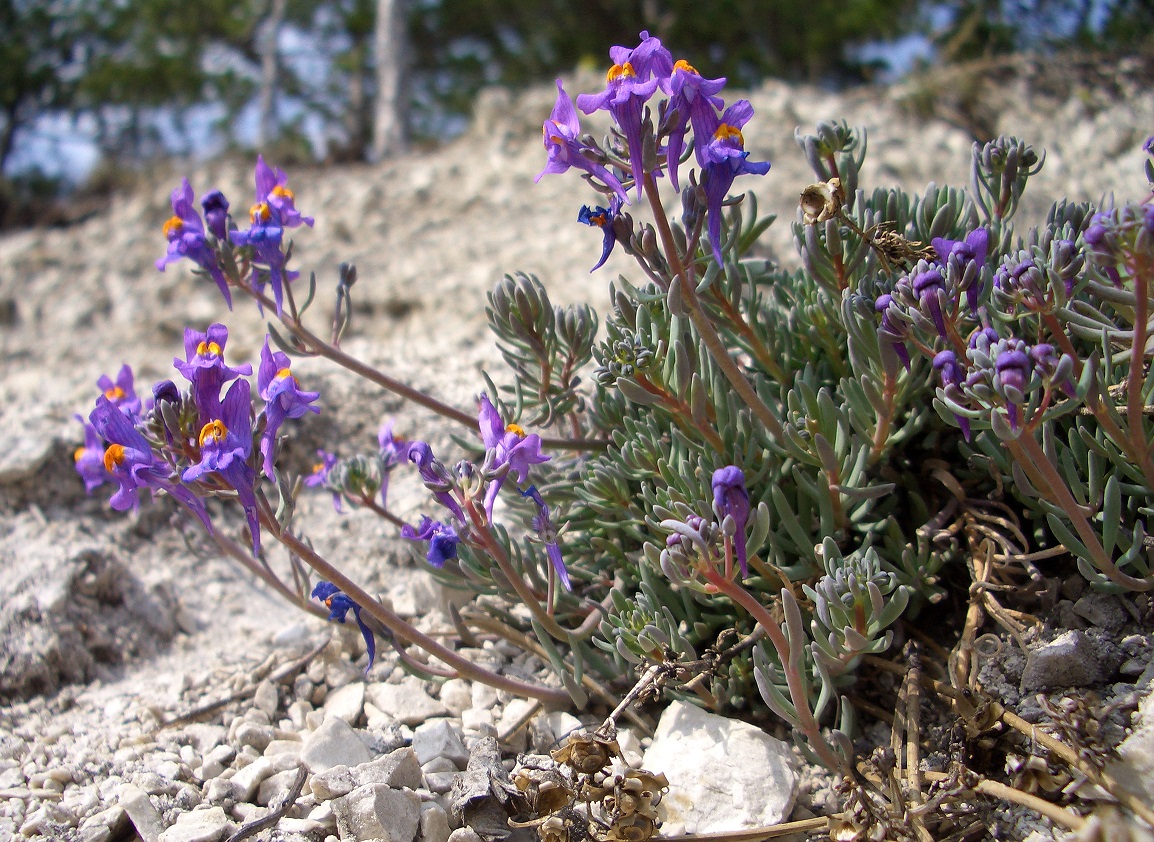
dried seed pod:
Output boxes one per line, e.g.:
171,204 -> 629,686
800,178 -> 844,225
552,730 -> 621,775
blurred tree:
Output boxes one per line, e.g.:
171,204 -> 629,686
930,0 -> 1153,61
372,0 -> 409,160
408,0 -> 922,124
0,1 -> 71,174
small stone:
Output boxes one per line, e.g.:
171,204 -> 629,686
420,802 -> 452,842
263,739 -> 302,758
331,783 -> 421,842
1073,593 -> 1128,633
353,747 -> 424,791
642,700 -> 798,833
202,778 -> 245,805
117,783 -> 166,842
1021,630 -> 1108,691
495,700 -> 536,753
366,678 -> 447,726
273,622 -> 313,650
256,768 -> 303,807
469,683 -> 498,712
543,712 -> 582,745
310,764 -> 357,800
438,680 -> 472,717
230,756 -> 273,801
412,720 -> 468,767
301,716 -> 372,773
288,700 -> 313,730
234,722 -> 274,752
324,682 -> 366,725
460,709 -> 493,735
447,827 -> 484,842
157,806 -> 231,842
253,681 -> 279,718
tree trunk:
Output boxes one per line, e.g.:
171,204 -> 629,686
370,0 -> 408,162
257,0 -> 287,149
345,38 -> 370,160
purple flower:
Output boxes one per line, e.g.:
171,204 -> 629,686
577,31 -> 674,198
911,268 -> 950,338
578,196 -> 623,271
933,351 -> 971,440
89,396 -> 212,530
407,441 -> 466,522
1144,136 -> 1154,156
173,324 -> 252,423
665,58 -> 726,191
97,364 -> 142,419
305,450 -> 342,512
182,378 -> 261,555
254,156 -> 314,229
156,178 -> 232,309
932,228 -> 989,312
230,205 -> 293,316
257,338 -> 320,479
1030,343 -> 1076,398
153,379 -> 181,407
875,294 -> 911,371
1084,215 -> 1122,287
73,417 -> 110,492
312,582 -> 376,673
478,395 -> 549,522
201,190 -> 230,241
993,341 -> 1032,432
400,516 -> 460,568
711,466 -> 750,578
699,100 -> 770,265
229,157 -> 311,316
536,80 -> 629,203
377,421 -> 406,509
521,486 -> 571,590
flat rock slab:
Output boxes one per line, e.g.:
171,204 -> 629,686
641,700 -> 798,834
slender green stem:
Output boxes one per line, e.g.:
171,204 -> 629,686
257,497 -> 571,704
642,174 -> 786,443
242,283 -> 609,452
702,568 -> 845,772
1127,253 -> 1150,471
207,523 -> 327,619
470,511 -> 574,641
1006,434 -> 1153,591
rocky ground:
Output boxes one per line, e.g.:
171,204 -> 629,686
2,56 -> 1154,841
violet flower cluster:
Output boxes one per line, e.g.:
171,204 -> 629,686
76,324 -> 320,556
155,156 -> 312,316
538,30 -> 770,267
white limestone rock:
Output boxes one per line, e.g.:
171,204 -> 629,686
301,715 -> 373,773
331,783 -> 422,842
641,700 -> 798,834
366,677 -> 449,726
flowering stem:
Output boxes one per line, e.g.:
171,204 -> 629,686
1126,253 -> 1150,474
256,496 -> 571,704
206,520 -> 327,619
642,173 -> 786,444
701,568 -> 846,773
632,372 -> 725,450
707,287 -> 788,384
868,371 -> 897,464
470,514 -> 572,641
243,284 -> 609,452
1006,434 -> 1153,591
353,494 -> 406,529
